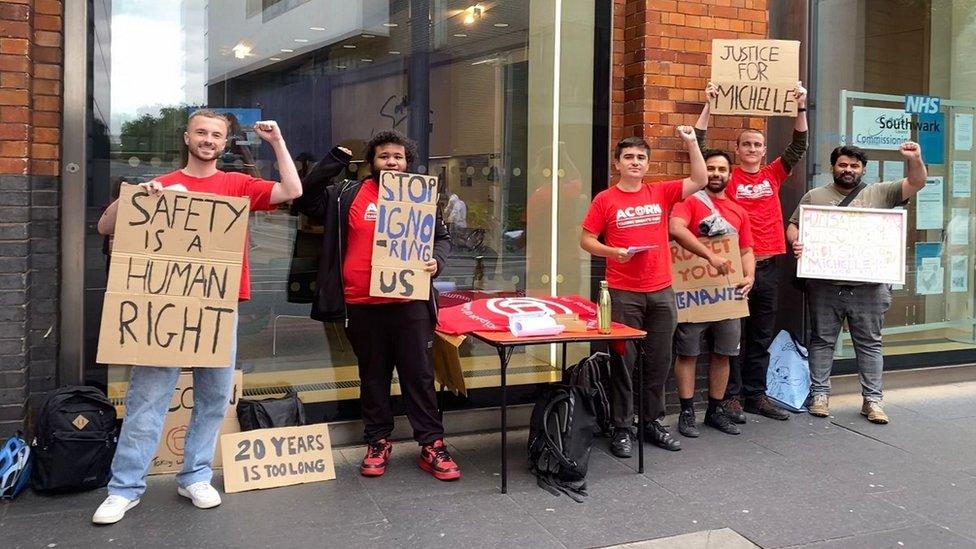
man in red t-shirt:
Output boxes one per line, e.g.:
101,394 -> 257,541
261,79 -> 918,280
292,130 -> 460,482
92,109 -> 302,524
694,81 -> 808,422
669,150 -> 756,439
580,128 -> 706,458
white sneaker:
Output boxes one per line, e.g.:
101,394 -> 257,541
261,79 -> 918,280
92,495 -> 140,524
177,481 -> 222,509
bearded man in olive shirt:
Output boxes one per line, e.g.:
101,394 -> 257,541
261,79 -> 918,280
788,143 -> 927,425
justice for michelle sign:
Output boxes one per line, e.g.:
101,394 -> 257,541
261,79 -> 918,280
709,39 -> 800,117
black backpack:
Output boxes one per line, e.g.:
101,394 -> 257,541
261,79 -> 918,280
31,386 -> 118,493
236,391 -> 306,431
528,355 -> 610,502
563,352 -> 613,437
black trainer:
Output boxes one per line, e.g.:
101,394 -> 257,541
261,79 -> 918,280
705,407 -> 741,435
678,409 -> 700,438
644,420 -> 681,451
609,427 -> 633,458
744,395 -> 790,421
722,397 -> 747,424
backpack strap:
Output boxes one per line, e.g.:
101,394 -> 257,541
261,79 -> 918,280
837,182 -> 867,207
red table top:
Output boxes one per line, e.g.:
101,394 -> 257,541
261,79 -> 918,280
464,323 -> 646,347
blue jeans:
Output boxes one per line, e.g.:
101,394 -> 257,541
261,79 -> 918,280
107,318 -> 238,500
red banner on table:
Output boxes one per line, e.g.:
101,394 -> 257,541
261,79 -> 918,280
436,295 -> 598,335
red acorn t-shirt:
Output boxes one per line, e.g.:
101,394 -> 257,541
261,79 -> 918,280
581,179 -> 684,292
724,157 -> 790,256
671,194 -> 754,249
343,179 -> 404,305
157,170 -> 275,301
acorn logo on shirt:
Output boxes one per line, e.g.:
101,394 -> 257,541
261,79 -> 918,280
615,203 -> 663,228
736,180 -> 774,200
364,203 -> 378,222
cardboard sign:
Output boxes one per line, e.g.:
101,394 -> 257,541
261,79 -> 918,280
220,424 -> 336,494
97,185 -> 249,367
151,370 -> 242,474
670,235 -> 749,323
710,39 -> 800,117
797,205 -> 907,284
369,171 -> 438,300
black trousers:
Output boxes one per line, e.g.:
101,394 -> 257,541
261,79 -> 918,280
727,258 -> 779,399
608,287 -> 677,427
345,300 -> 444,445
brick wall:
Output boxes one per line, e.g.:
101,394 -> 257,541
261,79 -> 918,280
613,0 -> 768,178
612,0 -> 770,411
0,0 -> 62,438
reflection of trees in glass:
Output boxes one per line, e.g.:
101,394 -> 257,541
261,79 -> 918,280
118,105 -> 188,159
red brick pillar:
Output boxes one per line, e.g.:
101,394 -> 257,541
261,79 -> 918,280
613,0 -> 769,179
0,0 -> 63,436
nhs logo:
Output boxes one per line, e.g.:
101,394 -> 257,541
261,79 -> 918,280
904,95 -> 940,114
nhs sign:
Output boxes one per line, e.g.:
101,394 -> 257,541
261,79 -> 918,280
905,95 -> 940,114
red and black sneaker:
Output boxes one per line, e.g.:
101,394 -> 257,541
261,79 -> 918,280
418,439 -> 461,481
360,439 -> 393,477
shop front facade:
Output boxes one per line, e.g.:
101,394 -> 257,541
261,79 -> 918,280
0,0 -> 973,436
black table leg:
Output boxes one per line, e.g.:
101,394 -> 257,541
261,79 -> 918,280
497,346 -> 511,493
561,343 -> 568,379
637,343 -> 645,474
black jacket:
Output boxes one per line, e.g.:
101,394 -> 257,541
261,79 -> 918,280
292,146 -> 451,324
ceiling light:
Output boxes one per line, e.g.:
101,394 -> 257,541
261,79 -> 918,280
494,23 -> 509,28
383,23 -> 398,27
362,34 -> 375,38
280,48 -> 294,53
337,65 -> 347,69
361,58 -> 373,62
463,5 -> 482,26
269,57 -> 282,61
389,50 -> 401,55
294,38 -> 309,43
343,44 -> 357,49
453,33 -> 467,37
232,42 -> 253,59
309,26 -> 326,31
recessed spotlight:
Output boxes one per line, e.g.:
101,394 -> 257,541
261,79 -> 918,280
388,50 -> 401,55
309,26 -> 326,31
383,23 -> 398,27
343,44 -> 356,49
294,38 -> 309,43
269,57 -> 282,61
453,33 -> 467,37
494,23 -> 509,28
280,48 -> 294,53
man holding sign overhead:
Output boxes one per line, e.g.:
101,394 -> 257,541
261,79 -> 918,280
788,143 -> 927,424
695,60 -> 809,423
580,128 -> 707,458
92,110 -> 302,524
293,131 -> 460,481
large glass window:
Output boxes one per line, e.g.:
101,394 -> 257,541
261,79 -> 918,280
84,1 -> 606,418
814,0 -> 976,360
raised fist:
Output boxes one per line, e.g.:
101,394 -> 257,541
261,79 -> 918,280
793,81 -> 807,108
676,125 -> 696,143
254,120 -> 283,143
898,141 -> 922,160
705,81 -> 718,100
